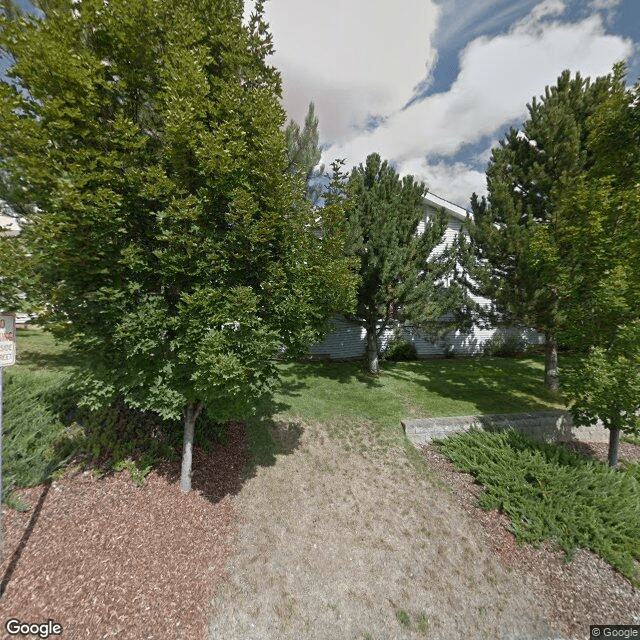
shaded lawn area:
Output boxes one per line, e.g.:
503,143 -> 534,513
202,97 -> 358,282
270,357 -> 568,430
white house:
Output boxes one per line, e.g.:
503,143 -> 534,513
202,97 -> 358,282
0,211 -> 20,237
308,191 -> 544,360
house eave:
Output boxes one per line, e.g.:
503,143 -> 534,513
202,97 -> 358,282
424,191 -> 470,223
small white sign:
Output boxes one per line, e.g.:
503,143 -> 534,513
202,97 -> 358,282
0,314 -> 16,366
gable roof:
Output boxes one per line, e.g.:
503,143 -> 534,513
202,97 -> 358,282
424,191 -> 469,223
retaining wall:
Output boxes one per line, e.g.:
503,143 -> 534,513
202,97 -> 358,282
402,410 -> 610,447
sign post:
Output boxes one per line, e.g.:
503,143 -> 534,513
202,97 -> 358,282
0,313 -> 16,566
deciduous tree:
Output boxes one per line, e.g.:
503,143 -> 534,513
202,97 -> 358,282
0,0 -> 356,491
559,66 -> 640,465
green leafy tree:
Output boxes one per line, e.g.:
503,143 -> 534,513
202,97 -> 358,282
559,66 -> 640,465
0,0 -> 356,491
563,324 -> 640,467
284,102 -> 324,204
463,69 -> 616,389
342,152 -> 466,375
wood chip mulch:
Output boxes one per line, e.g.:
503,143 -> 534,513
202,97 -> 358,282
0,421 -> 249,640
420,440 -> 640,640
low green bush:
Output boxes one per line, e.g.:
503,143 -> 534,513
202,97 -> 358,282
4,362 -> 227,501
3,368 -> 73,496
53,398 -> 228,484
434,427 -> 640,586
483,333 -> 527,357
383,335 -> 417,361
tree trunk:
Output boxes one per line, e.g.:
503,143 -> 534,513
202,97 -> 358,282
180,402 -> 203,493
607,427 -> 620,468
365,320 -> 379,375
544,334 -> 559,391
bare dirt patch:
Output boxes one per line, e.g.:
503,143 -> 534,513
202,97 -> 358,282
205,420 -> 559,640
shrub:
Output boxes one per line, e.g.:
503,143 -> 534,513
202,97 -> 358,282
483,332 -> 527,357
383,335 -> 417,361
434,427 -> 640,586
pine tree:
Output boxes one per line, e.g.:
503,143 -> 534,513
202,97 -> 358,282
463,69 -> 615,389
284,102 -> 324,204
343,153 -> 465,375
0,0 -> 356,491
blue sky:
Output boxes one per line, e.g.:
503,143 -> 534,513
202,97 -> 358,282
5,0 -> 639,208
257,0 -> 638,206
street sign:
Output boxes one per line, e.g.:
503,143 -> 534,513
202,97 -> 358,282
0,313 -> 15,565
0,314 -> 16,366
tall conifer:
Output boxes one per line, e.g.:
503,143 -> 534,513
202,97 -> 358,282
463,70 -> 615,389
344,153 -> 466,374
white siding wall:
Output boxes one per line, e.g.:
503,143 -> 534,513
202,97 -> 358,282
309,318 -> 544,360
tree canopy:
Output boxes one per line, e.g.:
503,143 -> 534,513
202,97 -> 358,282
284,102 -> 324,205
558,65 -> 640,465
342,153 -> 466,374
0,0 -> 357,490
463,69 -> 618,389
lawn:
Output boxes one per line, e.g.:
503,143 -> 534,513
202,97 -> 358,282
269,357 -> 566,427
3,329 -> 568,495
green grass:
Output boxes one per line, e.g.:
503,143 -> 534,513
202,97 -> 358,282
395,609 -> 411,627
2,330 -> 572,502
248,357 -> 567,460
270,358 -> 565,425
434,427 -> 640,586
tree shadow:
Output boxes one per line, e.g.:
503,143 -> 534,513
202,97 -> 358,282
383,356 -> 563,416
278,360 -> 383,389
0,480 -> 51,598
151,382 -> 309,504
16,349 -> 77,371
14,330 -> 76,371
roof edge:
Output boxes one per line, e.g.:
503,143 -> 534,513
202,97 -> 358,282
424,191 -> 470,222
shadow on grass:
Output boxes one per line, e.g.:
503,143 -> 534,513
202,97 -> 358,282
15,329 -> 76,371
16,349 -> 77,371
382,356 -> 565,416
278,360 -> 383,389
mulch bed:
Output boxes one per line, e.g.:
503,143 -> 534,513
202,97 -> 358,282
0,421 -> 249,640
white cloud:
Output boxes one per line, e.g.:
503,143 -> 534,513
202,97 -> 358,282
248,0 -> 633,206
589,0 -> 622,8
323,5 -> 633,187
259,0 -> 441,142
397,158 -> 487,207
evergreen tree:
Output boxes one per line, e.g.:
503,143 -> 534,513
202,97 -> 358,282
463,69 -> 615,389
284,102 -> 324,204
0,0 -> 356,491
343,153 -> 465,375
